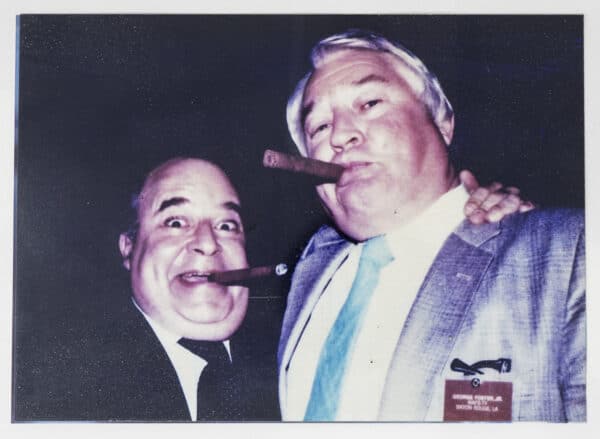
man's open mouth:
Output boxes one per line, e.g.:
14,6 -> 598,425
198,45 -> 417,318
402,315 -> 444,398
178,271 -> 212,283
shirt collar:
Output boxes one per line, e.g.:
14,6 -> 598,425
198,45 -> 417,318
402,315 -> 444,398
385,184 -> 469,257
131,298 -> 231,358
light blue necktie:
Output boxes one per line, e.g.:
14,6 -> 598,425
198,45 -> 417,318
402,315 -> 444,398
304,235 -> 394,421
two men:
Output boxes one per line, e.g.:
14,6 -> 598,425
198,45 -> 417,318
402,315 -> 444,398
17,30 -> 582,423
278,30 -> 585,421
20,152 -> 518,422
108,152 -> 524,422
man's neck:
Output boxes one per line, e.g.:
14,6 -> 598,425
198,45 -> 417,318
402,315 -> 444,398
131,297 -> 232,359
359,169 -> 460,241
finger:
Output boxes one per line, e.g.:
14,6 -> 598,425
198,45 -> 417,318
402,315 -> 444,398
466,208 -> 487,225
464,199 -> 478,216
479,192 -> 509,212
504,186 -> 520,195
460,170 -> 480,194
464,187 -> 489,216
487,181 -> 504,193
486,195 -> 522,222
486,206 -> 504,223
519,201 -> 536,212
465,182 -> 502,213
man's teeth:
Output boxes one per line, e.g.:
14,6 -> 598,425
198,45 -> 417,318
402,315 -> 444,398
180,272 -> 209,280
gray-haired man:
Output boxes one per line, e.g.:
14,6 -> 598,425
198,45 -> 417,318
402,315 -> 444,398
277,30 -> 585,422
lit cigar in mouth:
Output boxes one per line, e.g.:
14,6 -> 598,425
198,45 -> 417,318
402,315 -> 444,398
207,263 -> 288,286
263,149 -> 344,182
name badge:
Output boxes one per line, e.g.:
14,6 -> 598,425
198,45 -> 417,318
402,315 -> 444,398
443,379 -> 512,421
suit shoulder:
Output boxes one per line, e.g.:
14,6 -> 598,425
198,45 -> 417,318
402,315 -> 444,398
299,224 -> 343,259
503,207 -> 584,236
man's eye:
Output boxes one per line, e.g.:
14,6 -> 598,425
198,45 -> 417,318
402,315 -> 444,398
308,123 -> 330,139
362,99 -> 382,110
216,220 -> 241,233
164,217 -> 188,228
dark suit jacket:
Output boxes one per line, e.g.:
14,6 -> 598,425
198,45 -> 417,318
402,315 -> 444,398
278,209 -> 585,421
17,294 -> 280,421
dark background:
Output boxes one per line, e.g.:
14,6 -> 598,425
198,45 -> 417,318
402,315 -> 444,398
13,15 -> 584,418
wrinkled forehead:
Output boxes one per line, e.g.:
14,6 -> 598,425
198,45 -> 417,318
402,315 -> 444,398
304,48 -> 424,102
138,159 -> 239,215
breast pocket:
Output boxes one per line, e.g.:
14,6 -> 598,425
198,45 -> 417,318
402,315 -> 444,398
427,359 -> 519,422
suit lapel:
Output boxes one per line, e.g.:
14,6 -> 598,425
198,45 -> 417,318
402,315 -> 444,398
278,227 -> 353,412
378,220 -> 501,420
116,302 -> 191,421
279,227 -> 352,365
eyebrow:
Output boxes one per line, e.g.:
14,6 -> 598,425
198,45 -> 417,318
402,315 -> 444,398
157,197 -> 189,213
156,197 -> 242,217
224,201 -> 243,216
301,74 -> 389,127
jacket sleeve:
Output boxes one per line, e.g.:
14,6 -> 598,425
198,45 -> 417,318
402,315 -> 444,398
561,224 -> 586,421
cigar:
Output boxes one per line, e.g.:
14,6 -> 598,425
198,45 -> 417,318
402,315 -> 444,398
207,263 -> 288,285
263,149 -> 344,182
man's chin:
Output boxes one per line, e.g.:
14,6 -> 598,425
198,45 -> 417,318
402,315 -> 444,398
177,300 -> 234,324
168,310 -> 242,341
195,318 -> 245,341
329,195 -> 391,241
336,185 -> 383,217
334,218 -> 381,242
174,292 -> 247,337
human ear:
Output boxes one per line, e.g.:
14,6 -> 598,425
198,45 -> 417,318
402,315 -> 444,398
118,233 -> 133,270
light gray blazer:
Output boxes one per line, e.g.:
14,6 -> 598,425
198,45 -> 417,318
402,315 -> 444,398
278,209 -> 585,421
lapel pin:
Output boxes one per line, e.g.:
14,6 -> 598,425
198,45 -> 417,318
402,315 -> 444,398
451,358 -> 512,376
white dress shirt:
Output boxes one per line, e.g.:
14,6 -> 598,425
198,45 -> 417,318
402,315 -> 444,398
132,300 -> 231,421
285,184 -> 469,420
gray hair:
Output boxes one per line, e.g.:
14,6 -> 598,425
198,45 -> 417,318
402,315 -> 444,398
286,29 -> 454,156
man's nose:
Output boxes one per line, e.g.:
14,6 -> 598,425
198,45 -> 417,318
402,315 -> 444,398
187,223 -> 220,255
330,113 -> 364,152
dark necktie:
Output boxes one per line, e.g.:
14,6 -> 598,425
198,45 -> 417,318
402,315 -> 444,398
304,235 -> 394,421
178,338 -> 241,421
